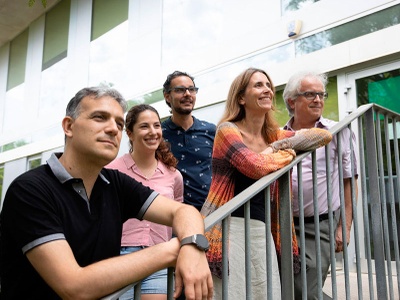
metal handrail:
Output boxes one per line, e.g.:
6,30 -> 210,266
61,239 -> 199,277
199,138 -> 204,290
205,103 -> 375,230
102,103 -> 400,300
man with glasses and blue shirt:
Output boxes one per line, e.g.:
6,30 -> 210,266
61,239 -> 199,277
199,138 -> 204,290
162,71 -> 216,212
283,71 -> 358,299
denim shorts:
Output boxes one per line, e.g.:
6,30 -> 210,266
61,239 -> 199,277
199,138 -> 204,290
119,246 -> 168,300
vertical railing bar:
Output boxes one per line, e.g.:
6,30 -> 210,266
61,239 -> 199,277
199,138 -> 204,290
297,162 -> 307,300
103,283 -> 137,300
325,141 -> 337,300
265,186 -> 273,300
347,122 -> 363,300
244,201 -> 252,300
359,113 -> 375,300
392,117 -> 400,296
222,217 -> 229,300
367,108 -> 388,299
279,171 -> 294,299
134,281 -> 142,299
167,267 -> 174,300
366,108 -> 388,299
311,151 -> 323,299
337,131 -> 351,300
384,114 -> 398,300
376,111 -> 394,298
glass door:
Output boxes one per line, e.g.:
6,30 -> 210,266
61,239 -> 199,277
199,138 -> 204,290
345,61 -> 400,273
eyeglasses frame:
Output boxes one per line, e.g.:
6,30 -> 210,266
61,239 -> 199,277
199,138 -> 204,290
296,91 -> 328,101
167,86 -> 199,95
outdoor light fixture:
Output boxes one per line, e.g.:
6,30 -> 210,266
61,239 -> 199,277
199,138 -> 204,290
287,20 -> 302,38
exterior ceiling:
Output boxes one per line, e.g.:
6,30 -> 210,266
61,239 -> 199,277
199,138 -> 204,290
0,0 -> 60,48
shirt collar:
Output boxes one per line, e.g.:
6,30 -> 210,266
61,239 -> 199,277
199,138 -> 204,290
283,116 -> 328,131
47,153 -> 109,184
122,153 -> 164,175
317,116 -> 331,128
165,116 -> 200,131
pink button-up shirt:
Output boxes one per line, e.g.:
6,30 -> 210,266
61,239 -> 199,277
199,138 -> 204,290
106,153 -> 183,246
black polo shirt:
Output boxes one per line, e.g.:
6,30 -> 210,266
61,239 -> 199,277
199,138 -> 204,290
0,153 -> 158,299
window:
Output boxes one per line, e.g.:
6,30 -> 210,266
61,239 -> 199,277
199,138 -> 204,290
7,29 -> 29,91
89,0 -> 129,95
295,4 -> 400,56
39,0 -> 71,126
356,68 -> 400,114
27,156 -> 41,170
3,84 -> 26,139
129,89 -> 164,107
91,0 -> 128,41
42,0 -> 71,70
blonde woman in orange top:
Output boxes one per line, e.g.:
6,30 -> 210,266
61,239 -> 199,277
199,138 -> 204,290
201,68 -> 332,299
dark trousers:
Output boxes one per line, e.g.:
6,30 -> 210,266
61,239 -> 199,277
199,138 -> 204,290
293,218 -> 336,300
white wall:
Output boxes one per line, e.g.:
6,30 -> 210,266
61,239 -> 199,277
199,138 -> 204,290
0,158 -> 27,210
1,0 -> 400,203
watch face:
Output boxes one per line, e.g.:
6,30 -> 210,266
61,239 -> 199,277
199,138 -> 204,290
196,234 -> 210,251
181,234 -> 210,252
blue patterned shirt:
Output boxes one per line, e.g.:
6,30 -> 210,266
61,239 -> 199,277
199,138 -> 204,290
162,116 -> 216,210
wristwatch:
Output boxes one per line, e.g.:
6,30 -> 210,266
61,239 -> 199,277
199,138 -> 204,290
180,234 -> 209,252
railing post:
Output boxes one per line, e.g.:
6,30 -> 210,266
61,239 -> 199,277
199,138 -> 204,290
279,171 -> 294,299
365,108 -> 388,299
167,267 -> 175,300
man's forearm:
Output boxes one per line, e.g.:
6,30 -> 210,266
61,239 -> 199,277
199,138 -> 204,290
27,239 -> 179,300
144,195 -> 205,240
173,203 -> 205,240
339,177 -> 358,237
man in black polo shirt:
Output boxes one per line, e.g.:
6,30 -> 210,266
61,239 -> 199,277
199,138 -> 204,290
0,86 -> 213,300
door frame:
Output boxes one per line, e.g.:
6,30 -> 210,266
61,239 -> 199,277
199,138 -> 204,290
339,60 -> 400,274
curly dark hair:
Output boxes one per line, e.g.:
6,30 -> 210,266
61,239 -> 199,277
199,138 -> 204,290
125,104 -> 178,169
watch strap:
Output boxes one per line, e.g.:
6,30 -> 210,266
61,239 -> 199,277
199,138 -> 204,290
180,234 -> 209,252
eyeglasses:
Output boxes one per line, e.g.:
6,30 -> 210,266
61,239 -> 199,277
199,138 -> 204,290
296,91 -> 328,101
168,86 -> 199,95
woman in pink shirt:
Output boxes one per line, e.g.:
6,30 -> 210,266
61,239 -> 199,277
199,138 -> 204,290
107,104 -> 183,300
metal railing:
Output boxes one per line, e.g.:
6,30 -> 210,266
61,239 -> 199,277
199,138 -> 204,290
103,103 -> 400,300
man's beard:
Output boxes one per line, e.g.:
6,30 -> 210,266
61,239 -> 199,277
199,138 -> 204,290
174,106 -> 193,115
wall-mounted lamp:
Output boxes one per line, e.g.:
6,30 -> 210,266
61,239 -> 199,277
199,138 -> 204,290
287,20 -> 302,38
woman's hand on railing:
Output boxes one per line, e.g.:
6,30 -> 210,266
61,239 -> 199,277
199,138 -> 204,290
271,128 -> 332,152
261,146 -> 274,154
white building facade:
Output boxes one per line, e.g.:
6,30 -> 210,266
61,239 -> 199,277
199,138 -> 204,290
0,0 -> 399,207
